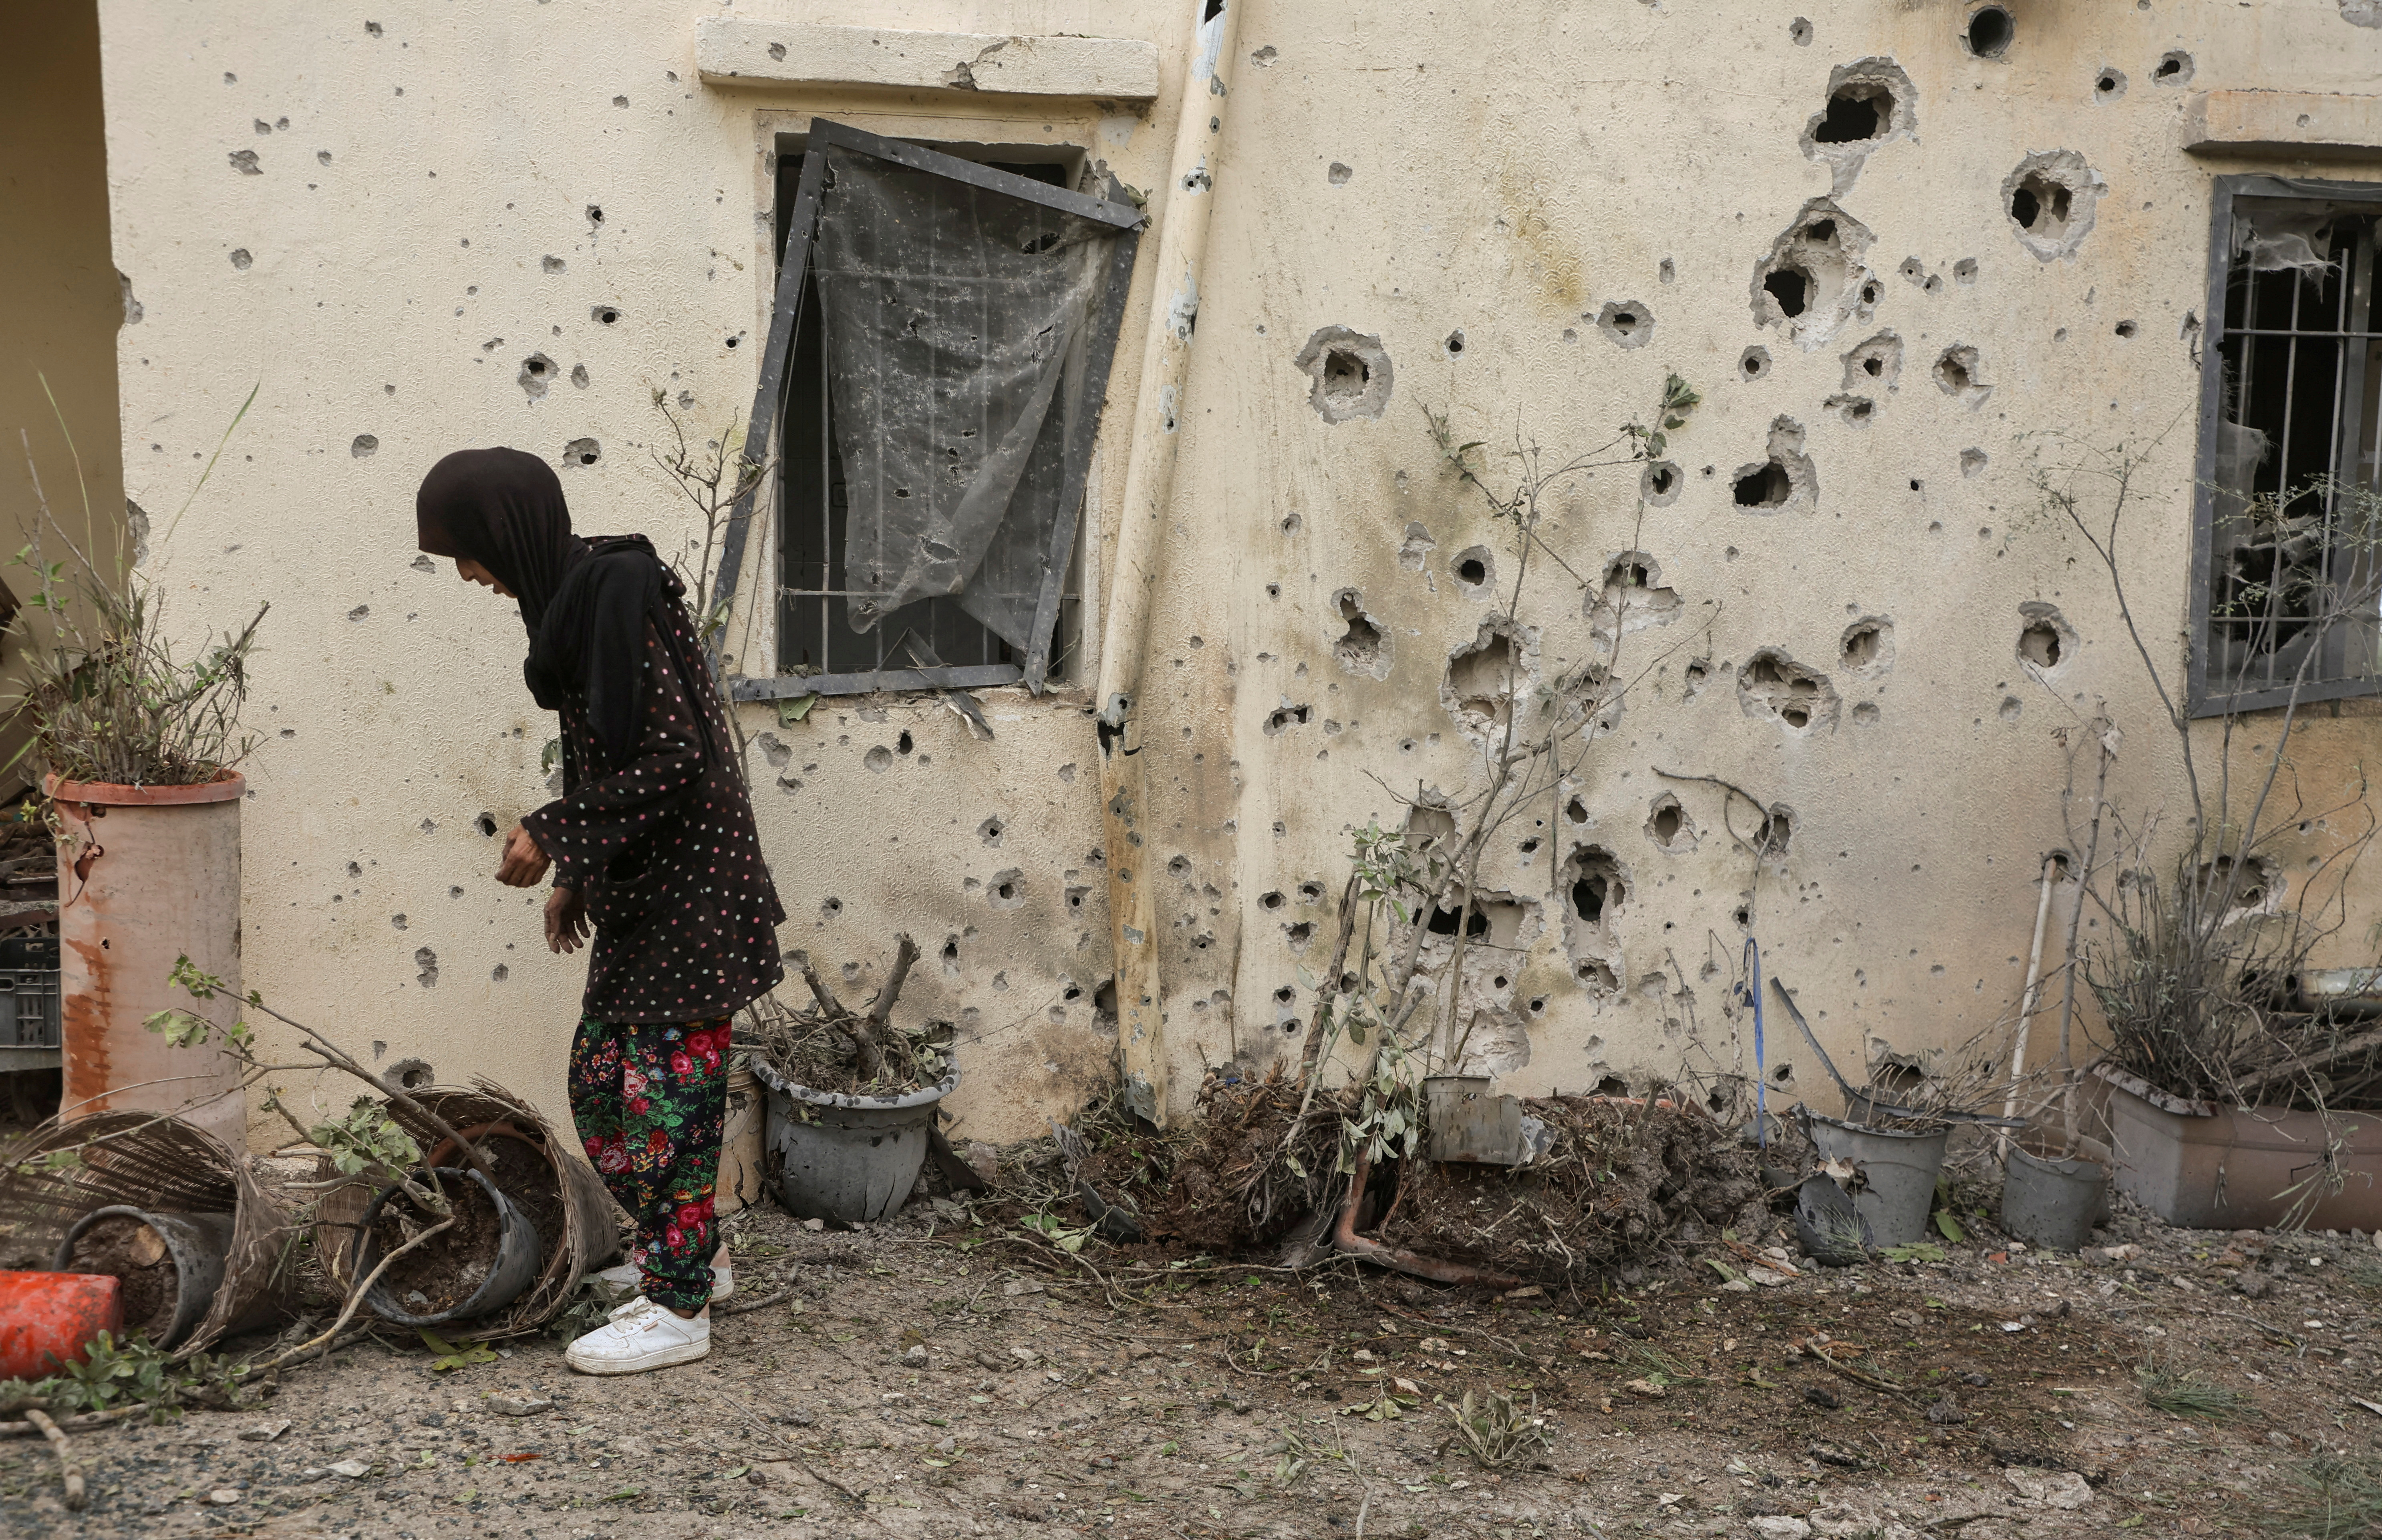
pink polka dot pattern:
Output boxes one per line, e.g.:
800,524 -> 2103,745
521,605 -> 785,1023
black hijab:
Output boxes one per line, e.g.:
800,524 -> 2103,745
416,448 -> 671,772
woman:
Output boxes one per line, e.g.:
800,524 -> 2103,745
415,447 -> 785,1376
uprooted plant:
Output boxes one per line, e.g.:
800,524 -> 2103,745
737,935 -> 951,1097
2028,434 -> 2382,1128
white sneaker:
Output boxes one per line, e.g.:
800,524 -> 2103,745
565,1298 -> 711,1375
594,1260 -> 734,1315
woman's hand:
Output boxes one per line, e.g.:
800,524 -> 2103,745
545,886 -> 590,954
497,824 -> 552,888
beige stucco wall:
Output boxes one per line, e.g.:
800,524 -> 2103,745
91,0 -> 2382,1150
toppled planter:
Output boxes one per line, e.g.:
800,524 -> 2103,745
351,1166 -> 542,1327
54,1206 -> 235,1349
2097,1062 -> 2382,1230
0,1110 -> 297,1350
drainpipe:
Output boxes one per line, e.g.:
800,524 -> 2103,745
1093,0 -> 1242,1128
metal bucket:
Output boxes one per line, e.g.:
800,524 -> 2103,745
350,1166 -> 541,1327
1803,1111 -> 1950,1248
54,1206 -> 232,1349
2000,1133 -> 2111,1251
751,1059 -> 958,1225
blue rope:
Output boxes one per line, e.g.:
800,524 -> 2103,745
1740,937 -> 1767,1147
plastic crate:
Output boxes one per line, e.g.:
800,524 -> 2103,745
0,931 -> 59,1051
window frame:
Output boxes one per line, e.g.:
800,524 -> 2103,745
2189,173 -> 2382,718
712,117 -> 1144,703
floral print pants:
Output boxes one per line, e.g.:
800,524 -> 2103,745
568,1016 -> 730,1314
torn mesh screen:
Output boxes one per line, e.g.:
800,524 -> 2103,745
813,145 -> 1111,650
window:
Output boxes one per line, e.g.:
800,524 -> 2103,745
2191,177 -> 2382,715
711,120 -> 1143,701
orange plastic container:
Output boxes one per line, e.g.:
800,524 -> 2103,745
0,1271 -> 124,1381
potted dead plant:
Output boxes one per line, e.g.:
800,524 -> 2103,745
8,395 -> 266,1150
739,936 -> 959,1225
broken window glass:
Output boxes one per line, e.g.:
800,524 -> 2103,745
2194,183 -> 2382,714
710,120 -> 1142,701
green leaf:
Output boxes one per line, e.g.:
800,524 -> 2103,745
777,694 -> 819,726
1933,1210 -> 1966,1243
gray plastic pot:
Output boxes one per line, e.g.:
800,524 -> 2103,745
54,1206 -> 233,1349
2000,1134 -> 2111,1252
751,1058 -> 958,1225
349,1166 -> 541,1327
1803,1111 -> 1950,1248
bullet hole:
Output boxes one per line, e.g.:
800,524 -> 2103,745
978,816 -> 1005,846
1813,89 -> 1881,145
1953,257 -> 1979,287
2114,319 -> 2138,339
821,897 -> 844,921
1428,901 -> 1490,938
1332,589 -> 1389,678
1565,797 -> 1589,825
1757,804 -> 1795,858
1731,415 -> 1817,514
349,434 -> 379,458
896,730 -> 914,755
1259,890 -> 1287,913
1565,846 -> 1625,925
1452,548 -> 1494,594
1596,300 -> 1654,350
1852,701 -> 1881,726
519,353 -> 557,399
1933,344 -> 1992,407
1658,257 -> 1675,285
1762,268 -> 1810,319
1641,460 -> 1681,506
725,335 -> 741,349
612,95 -> 630,108
2016,601 -> 2076,673
1960,447 -> 1989,478
1825,394 -> 1875,426
1645,794 -> 1693,851
1752,199 -> 1873,346
491,964 -> 509,982
1444,621 -> 1526,738
1733,904 -> 1752,929
1281,513 -> 1302,536
864,745 -> 893,772
414,949 -> 440,989
1295,326 -> 1394,422
1286,921 -> 1315,949
229,248 -> 253,271
1263,704 -> 1312,735
1444,329 -> 1465,357
1800,56 -> 1919,191
562,438 -> 601,466
390,1057 -> 435,1090
592,305 -> 622,325
1739,648 -> 1841,732
1404,806 -> 1458,858
1770,1062 -> 1795,1087
2003,151 -> 2106,261
347,604 -> 371,623
1841,331 -> 1903,392
1683,660 -> 1709,700
1740,346 -> 1771,381
1328,162 -> 1353,186
2200,853 -> 2278,915
1999,695 -> 2023,723
1591,551 -> 1680,637
391,913 -> 409,930
1840,617 -> 1894,675
2094,67 -> 2127,101
1166,854 -> 1190,879
1398,522 -> 1436,572
1265,583 -> 1281,600
229,149 -> 261,175
1273,984 -> 1297,1005
2152,50 -> 2193,86
1965,5 -> 2014,58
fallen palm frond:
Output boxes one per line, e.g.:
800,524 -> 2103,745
2135,1356 -> 2251,1422
0,1111 -> 298,1352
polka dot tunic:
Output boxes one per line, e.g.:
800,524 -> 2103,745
521,605 -> 785,1024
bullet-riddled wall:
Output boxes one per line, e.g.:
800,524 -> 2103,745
92,1 -> 2382,1147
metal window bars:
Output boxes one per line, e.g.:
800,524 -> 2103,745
711,119 -> 1144,703
2190,176 -> 2382,715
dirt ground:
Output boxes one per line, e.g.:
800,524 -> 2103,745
3,1187 -> 2376,1540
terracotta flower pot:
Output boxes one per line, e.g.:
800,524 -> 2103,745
48,772 -> 247,1151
